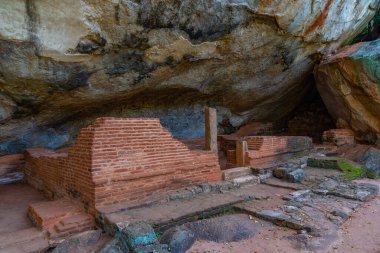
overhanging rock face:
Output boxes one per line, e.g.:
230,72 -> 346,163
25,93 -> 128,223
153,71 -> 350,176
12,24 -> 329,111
315,39 -> 380,143
0,0 -> 379,153
25,118 -> 222,214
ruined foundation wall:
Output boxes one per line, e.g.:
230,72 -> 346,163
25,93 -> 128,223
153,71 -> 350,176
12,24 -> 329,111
221,136 -> 312,168
25,118 -> 222,214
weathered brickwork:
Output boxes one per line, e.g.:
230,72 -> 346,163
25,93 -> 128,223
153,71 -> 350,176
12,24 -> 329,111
25,118 -> 222,214
24,149 -> 68,198
221,136 -> 312,169
322,129 -> 355,146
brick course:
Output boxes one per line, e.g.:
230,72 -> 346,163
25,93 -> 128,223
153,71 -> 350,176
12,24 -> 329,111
25,118 -> 222,214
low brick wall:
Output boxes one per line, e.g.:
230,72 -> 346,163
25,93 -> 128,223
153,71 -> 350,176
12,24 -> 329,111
25,118 -> 222,214
221,136 -> 312,169
322,129 -> 355,146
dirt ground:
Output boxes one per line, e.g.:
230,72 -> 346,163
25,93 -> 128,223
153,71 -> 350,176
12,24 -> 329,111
187,179 -> 380,253
0,183 -> 46,234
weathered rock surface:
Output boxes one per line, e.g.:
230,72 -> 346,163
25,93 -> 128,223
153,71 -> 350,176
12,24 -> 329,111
237,181 -> 379,251
160,214 -> 260,253
51,230 -> 102,253
315,38 -> 380,143
0,1 -> 378,154
359,147 -> 380,178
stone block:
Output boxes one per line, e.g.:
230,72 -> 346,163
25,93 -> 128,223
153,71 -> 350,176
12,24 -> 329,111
223,167 -> 252,180
285,169 -> 305,183
123,222 -> 157,249
273,167 -> 293,179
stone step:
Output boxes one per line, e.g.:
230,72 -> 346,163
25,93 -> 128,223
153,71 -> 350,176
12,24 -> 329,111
102,191 -> 246,234
223,167 -> 253,180
231,175 -> 259,185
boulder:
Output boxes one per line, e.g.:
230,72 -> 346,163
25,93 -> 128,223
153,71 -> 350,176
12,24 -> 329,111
160,227 -> 196,253
0,1 -> 379,154
315,38 -> 380,143
359,147 -> 380,178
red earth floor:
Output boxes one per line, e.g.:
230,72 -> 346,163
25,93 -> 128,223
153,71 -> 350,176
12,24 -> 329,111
0,183 -> 47,235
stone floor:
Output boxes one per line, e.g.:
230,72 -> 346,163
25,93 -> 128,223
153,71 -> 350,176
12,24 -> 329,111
0,183 -> 46,234
97,166 -> 378,253
0,183 -> 49,252
0,166 -> 379,253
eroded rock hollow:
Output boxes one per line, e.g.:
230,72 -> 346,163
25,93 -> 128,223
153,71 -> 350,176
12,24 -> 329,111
0,0 -> 378,154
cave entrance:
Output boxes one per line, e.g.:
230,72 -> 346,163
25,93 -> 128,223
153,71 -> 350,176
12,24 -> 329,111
281,74 -> 336,143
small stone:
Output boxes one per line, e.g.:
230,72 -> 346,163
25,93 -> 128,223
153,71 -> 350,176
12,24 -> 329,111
273,167 -> 293,179
286,169 -> 305,183
199,184 -> 211,193
331,210 -> 349,220
123,222 -> 157,249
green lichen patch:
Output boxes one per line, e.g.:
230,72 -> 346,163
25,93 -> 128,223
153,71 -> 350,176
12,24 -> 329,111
336,159 -> 367,180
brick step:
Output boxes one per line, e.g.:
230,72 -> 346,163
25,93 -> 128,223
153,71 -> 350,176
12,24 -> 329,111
28,199 -> 84,230
223,167 -> 253,180
49,221 -> 95,240
0,228 -> 46,249
59,213 -> 93,227
54,220 -> 94,234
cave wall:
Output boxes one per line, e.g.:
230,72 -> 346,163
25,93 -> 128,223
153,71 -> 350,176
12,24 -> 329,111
0,0 -> 379,154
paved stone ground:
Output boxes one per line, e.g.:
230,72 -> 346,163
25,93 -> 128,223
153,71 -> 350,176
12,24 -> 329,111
101,184 -> 291,234
97,166 -> 379,253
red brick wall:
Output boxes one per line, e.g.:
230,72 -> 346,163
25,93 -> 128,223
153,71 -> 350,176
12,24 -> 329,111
322,129 -> 355,146
220,136 -> 312,168
24,149 -> 68,198
25,118 -> 222,214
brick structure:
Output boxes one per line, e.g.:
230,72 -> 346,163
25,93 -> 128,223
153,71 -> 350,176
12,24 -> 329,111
25,118 -> 222,214
322,129 -> 355,146
220,135 -> 312,170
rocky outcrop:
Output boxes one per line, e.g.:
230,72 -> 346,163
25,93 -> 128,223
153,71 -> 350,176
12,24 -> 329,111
315,39 -> 380,143
0,0 -> 378,154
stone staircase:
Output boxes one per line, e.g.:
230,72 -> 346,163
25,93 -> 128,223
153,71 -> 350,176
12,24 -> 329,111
223,167 -> 260,185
